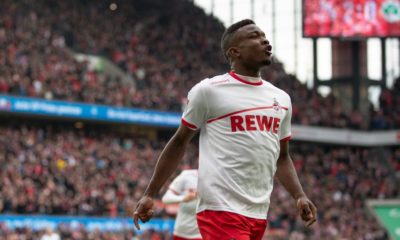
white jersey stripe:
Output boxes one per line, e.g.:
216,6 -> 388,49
207,105 -> 288,123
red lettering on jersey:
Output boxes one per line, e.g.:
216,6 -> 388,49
256,115 -> 273,131
231,115 -> 244,132
230,115 -> 281,134
245,115 -> 257,131
272,117 -> 280,134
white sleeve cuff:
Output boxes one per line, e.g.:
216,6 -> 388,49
161,189 -> 185,204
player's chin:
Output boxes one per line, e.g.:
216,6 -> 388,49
261,58 -> 272,66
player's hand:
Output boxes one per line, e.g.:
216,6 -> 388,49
296,196 -> 317,227
182,191 -> 197,202
132,196 -> 154,230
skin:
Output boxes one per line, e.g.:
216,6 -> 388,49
226,24 -> 273,76
133,23 -> 317,230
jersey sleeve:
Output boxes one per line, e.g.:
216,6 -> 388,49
181,81 -> 208,130
279,98 -> 292,141
168,172 -> 185,195
162,173 -> 186,203
161,189 -> 185,203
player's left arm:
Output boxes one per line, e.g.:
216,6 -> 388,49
276,141 -> 317,227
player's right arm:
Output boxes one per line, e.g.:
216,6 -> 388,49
133,124 -> 197,230
133,81 -> 207,230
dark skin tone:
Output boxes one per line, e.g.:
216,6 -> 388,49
133,23 -> 317,230
226,24 -> 273,76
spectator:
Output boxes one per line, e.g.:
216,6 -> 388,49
0,123 -> 397,239
40,228 -> 60,240
0,0 -> 398,129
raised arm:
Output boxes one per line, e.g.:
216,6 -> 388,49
132,124 -> 197,230
276,140 -> 317,227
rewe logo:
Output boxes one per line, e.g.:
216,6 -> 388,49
230,115 -> 280,133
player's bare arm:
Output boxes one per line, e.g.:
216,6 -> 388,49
132,124 -> 197,230
276,140 -> 317,227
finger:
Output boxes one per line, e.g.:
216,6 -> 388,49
148,209 -> 154,217
304,202 -> 317,221
305,218 -> 316,227
302,203 -> 312,216
133,211 -> 141,230
310,202 -> 317,217
139,209 -> 154,223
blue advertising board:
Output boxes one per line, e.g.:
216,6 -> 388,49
0,95 -> 181,128
0,215 -> 174,233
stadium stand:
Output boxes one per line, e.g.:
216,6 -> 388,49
0,124 -> 197,217
0,226 -> 170,240
268,144 -> 397,239
0,0 -> 399,239
0,122 -> 397,239
0,0 -> 398,129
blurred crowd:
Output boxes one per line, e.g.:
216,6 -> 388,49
1,1 -> 399,239
0,0 -> 399,129
0,226 -> 169,240
0,123 -> 398,239
0,0 -> 225,112
374,78 -> 400,129
263,63 -> 400,130
0,0 -> 134,107
0,125 -> 198,217
268,144 -> 398,240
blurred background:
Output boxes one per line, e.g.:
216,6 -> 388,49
0,0 -> 399,239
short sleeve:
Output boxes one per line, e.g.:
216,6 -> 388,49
279,99 -> 292,141
169,173 -> 185,195
181,81 -> 208,130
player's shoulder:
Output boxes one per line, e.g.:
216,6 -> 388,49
190,73 -> 230,94
196,73 -> 230,87
262,80 -> 291,101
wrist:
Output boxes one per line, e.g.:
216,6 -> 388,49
144,189 -> 158,198
294,193 -> 307,201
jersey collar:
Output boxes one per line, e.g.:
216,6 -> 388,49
229,71 -> 263,86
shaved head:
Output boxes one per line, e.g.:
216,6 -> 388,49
221,19 -> 255,62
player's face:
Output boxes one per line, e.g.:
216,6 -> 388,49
234,24 -> 272,67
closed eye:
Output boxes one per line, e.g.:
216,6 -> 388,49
248,31 -> 266,38
248,33 -> 258,38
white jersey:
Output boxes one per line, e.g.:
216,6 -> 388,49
162,170 -> 201,239
181,71 -> 292,219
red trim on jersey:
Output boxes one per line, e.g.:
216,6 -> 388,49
229,71 -> 263,86
169,187 -> 180,195
207,105 -> 288,123
280,135 -> 291,142
181,118 -> 198,130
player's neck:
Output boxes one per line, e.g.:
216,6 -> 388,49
231,66 -> 260,78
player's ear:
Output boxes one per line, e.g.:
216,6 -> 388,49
227,47 -> 240,60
